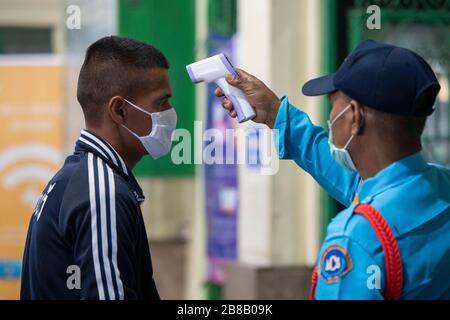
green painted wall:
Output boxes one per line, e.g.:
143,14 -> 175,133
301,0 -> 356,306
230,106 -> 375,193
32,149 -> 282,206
320,0 -> 338,239
119,0 -> 196,176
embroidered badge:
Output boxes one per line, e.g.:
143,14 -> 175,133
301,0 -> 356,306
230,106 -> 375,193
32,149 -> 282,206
319,245 -> 353,283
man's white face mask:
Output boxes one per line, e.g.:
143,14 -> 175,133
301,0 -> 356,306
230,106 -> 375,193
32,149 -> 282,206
121,98 -> 177,160
327,104 -> 358,172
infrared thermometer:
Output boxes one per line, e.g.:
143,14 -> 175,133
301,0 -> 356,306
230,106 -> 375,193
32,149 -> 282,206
186,53 -> 256,123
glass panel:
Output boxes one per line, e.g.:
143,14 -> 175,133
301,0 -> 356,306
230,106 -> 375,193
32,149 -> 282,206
0,27 -> 52,54
363,24 -> 450,165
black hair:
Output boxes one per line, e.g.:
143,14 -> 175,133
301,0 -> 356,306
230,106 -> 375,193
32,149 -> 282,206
77,36 -> 169,125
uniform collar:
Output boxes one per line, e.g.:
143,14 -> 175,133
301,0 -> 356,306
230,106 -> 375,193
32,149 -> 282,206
75,129 -> 145,203
356,152 -> 429,204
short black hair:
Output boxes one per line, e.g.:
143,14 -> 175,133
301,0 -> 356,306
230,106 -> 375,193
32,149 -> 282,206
77,36 -> 169,124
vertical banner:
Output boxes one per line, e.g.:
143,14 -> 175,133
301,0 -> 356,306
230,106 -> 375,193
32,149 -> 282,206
205,35 -> 238,285
0,56 -> 63,299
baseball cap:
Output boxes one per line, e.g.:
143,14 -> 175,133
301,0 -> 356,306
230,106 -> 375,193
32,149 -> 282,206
302,40 -> 441,117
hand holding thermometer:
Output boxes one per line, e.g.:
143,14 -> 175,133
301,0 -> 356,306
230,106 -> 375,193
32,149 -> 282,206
186,53 -> 256,123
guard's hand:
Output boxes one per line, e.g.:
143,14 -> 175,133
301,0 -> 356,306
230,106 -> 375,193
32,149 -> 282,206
214,69 -> 280,129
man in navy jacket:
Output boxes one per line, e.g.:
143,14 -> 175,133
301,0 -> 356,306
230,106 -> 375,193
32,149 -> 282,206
21,36 -> 177,300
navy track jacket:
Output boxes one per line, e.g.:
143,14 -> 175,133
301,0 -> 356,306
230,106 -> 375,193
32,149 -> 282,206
21,130 -> 160,300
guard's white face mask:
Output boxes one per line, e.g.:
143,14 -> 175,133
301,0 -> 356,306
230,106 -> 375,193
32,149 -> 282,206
121,98 -> 177,160
327,104 -> 357,172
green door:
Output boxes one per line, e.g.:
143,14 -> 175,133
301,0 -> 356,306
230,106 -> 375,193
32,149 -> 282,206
119,0 -> 196,177
320,0 -> 450,236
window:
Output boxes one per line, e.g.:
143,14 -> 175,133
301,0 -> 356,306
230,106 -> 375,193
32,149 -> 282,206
0,27 -> 52,54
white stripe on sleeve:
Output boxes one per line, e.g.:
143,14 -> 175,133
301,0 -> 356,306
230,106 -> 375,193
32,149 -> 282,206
97,156 -> 116,300
107,166 -> 125,300
87,153 -> 105,300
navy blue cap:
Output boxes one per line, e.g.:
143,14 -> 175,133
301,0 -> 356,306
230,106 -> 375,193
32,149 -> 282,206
302,40 -> 441,117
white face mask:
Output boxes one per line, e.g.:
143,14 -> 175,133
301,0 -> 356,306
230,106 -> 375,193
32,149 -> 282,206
327,104 -> 357,172
121,98 -> 177,160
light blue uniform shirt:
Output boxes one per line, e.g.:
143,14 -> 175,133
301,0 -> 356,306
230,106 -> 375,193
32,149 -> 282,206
274,96 -> 450,300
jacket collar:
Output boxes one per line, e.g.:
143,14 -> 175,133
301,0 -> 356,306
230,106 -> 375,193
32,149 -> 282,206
75,129 -> 145,203
357,152 -> 429,203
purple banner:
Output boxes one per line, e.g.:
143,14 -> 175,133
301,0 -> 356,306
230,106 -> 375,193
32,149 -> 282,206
205,34 -> 238,284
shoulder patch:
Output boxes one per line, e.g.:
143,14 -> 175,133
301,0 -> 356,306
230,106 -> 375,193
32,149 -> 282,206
319,245 -> 353,283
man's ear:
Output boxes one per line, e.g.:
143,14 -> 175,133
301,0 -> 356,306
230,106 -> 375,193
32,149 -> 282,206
350,101 -> 365,136
108,96 -> 126,125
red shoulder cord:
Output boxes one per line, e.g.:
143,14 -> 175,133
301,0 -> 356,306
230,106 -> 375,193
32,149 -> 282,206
310,203 -> 403,300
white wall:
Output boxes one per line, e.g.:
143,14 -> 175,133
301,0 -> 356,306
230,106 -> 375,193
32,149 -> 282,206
186,0 -> 324,298
238,0 -> 322,267
63,0 -> 118,153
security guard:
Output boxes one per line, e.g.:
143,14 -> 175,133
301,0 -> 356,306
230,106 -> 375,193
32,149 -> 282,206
216,40 -> 450,299
21,36 -> 176,299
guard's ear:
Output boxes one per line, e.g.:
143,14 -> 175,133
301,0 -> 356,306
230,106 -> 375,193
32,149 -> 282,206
350,101 -> 365,136
108,96 -> 126,125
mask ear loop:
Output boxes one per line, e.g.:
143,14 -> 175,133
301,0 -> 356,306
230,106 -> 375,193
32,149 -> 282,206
122,98 -> 158,138
330,104 -> 352,127
123,98 -> 153,117
121,123 -> 141,139
343,106 -> 365,150
343,134 -> 355,150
